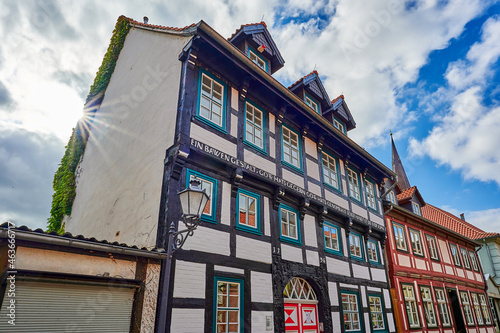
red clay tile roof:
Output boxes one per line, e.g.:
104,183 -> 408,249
332,95 -> 344,104
229,22 -> 268,40
121,15 -> 197,31
397,186 -> 416,202
288,70 -> 319,90
422,204 -> 499,240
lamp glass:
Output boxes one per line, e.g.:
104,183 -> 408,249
179,178 -> 209,217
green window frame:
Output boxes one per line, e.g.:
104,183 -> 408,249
281,125 -> 302,171
279,204 -> 301,245
321,151 -> 340,191
368,294 -> 387,332
323,222 -> 342,255
248,47 -> 269,73
333,117 -> 346,134
409,228 -> 424,257
197,69 -> 226,132
236,189 -> 261,235
186,169 -> 217,223
341,290 -> 362,332
434,288 -> 451,327
402,283 -> 421,328
347,167 -> 362,204
367,240 -> 380,264
479,294 -> 492,325
349,232 -> 364,261
460,247 -> 471,270
420,286 -> 438,328
425,234 -> 440,261
305,93 -> 320,114
214,277 -> 244,333
450,244 -> 462,267
460,291 -> 475,325
392,222 -> 408,252
244,101 -> 266,153
365,179 -> 378,212
469,250 -> 479,271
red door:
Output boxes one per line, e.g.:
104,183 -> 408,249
284,302 -> 319,333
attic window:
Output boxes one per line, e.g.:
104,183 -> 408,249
412,202 -> 421,216
305,93 -> 320,114
333,118 -> 345,134
248,48 -> 268,72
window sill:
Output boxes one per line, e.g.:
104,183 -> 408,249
282,161 -> 303,174
243,140 -> 267,156
236,224 -> 262,236
194,115 -> 227,134
324,182 -> 342,194
280,236 -> 302,246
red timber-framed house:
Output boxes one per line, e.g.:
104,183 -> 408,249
60,16 -> 398,333
383,137 -> 495,333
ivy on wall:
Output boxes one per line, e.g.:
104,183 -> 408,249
47,16 -> 132,233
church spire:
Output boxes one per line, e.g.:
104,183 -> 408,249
391,134 -> 411,190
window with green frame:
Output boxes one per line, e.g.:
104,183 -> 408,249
321,151 -> 340,191
198,69 -> 226,131
333,117 -> 346,134
323,222 -> 342,255
365,179 -> 378,211
349,232 -> 364,261
279,204 -> 301,245
186,169 -> 217,223
367,240 -> 380,264
341,291 -> 362,332
282,125 -> 302,171
214,277 -> 244,333
236,189 -> 261,235
347,167 -> 362,203
244,101 -> 265,152
368,294 -> 387,332
305,93 -> 320,114
248,47 -> 268,72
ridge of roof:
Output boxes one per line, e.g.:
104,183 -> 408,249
120,15 -> 197,31
421,204 -> 499,240
288,70 -> 319,90
397,186 -> 416,201
229,22 -> 268,40
332,95 -> 344,104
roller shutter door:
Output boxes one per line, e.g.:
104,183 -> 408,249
0,279 -> 136,332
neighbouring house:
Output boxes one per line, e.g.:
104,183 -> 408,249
0,222 -> 164,332
52,16 -> 398,332
382,137 -> 496,333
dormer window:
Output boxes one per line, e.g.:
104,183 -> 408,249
387,191 -> 397,204
248,48 -> 268,72
333,118 -> 346,134
305,93 -> 320,113
412,202 -> 421,216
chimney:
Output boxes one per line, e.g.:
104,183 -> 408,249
143,16 -> 149,24
460,213 -> 465,221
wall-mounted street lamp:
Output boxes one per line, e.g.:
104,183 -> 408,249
156,177 -> 209,333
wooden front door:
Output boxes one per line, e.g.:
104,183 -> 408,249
284,302 -> 319,333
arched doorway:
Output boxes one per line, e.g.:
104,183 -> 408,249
283,277 -> 319,333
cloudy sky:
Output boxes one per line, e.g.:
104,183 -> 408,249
1,0 -> 500,233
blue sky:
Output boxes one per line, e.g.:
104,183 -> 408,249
1,0 -> 499,232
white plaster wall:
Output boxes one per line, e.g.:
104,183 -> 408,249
231,87 -> 238,110
327,257 -> 350,276
360,286 -> 367,307
351,203 -> 368,219
324,189 -> 349,210
387,313 -> 396,332
264,197 -> 271,236
214,265 -> 244,275
221,182 -> 231,225
191,122 -> 237,156
415,258 -> 426,270
306,158 -> 320,180
68,29 -> 191,248
364,313 -> 371,333
308,181 -> 322,196
445,265 -> 454,275
304,214 -> 317,247
331,312 -> 342,333
304,137 -> 317,156
269,137 -> 276,158
369,213 -> 384,227
398,254 -> 411,267
252,311 -> 273,332
282,168 -> 305,188
432,262 -> 442,272
328,282 -> 339,306
281,244 -> 303,263
439,239 -> 451,263
383,289 -> 392,309
244,149 -> 275,174
173,260 -> 206,298
236,236 -> 272,263
230,113 -> 238,137
339,283 -> 358,289
371,267 -> 387,282
269,113 -> 275,134
306,250 -> 319,266
141,263 -> 160,333
183,226 -> 230,256
352,263 -> 370,279
341,229 -> 348,256
16,247 -> 135,279
251,272 -> 273,303
170,309 -> 205,332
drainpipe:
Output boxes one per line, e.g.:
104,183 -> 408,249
380,175 -> 398,200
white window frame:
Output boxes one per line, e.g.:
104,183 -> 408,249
434,288 -> 451,327
450,244 -> 462,267
369,295 -> 385,330
305,95 -> 319,113
342,292 -> 361,331
282,126 -> 301,169
460,291 -> 475,325
409,229 -> 423,256
215,279 -> 242,333
323,223 -> 341,253
238,192 -> 257,229
479,294 -> 492,325
469,251 -> 479,271
347,168 -> 361,202
249,50 -> 267,72
426,235 -> 439,260
393,222 -> 408,251
420,286 -> 438,327
367,240 -> 379,263
387,191 -> 397,204
349,233 -> 363,259
200,73 -> 224,127
365,180 -> 377,211
412,202 -> 421,216
322,152 -> 339,189
471,293 -> 484,325
402,284 -> 421,328
333,118 -> 345,133
460,247 -> 471,270
280,207 -> 299,241
245,102 -> 264,150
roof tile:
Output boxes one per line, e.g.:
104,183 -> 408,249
228,22 -> 268,40
121,15 -> 197,32
288,70 -> 319,90
397,186 -> 416,201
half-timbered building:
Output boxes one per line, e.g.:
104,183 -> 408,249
383,138 -> 495,333
64,16 -> 396,332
